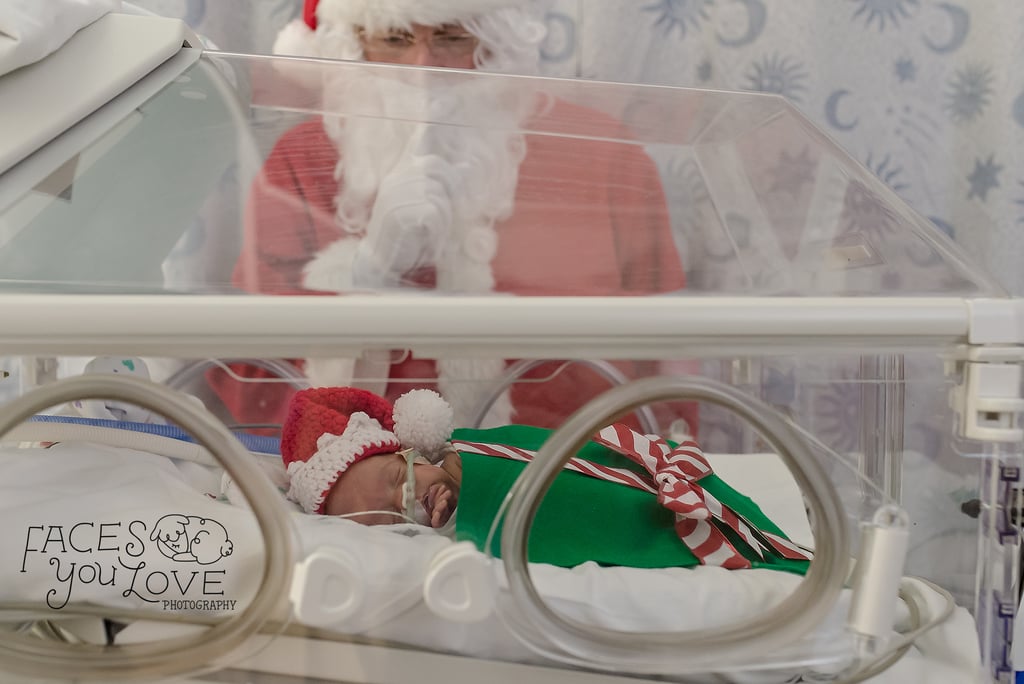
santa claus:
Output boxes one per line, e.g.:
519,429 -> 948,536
219,0 -> 692,433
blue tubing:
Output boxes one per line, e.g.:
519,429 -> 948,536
28,414 -> 281,455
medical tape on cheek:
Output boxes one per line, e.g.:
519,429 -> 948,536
399,446 -> 436,520
401,448 -> 417,522
400,450 -> 445,526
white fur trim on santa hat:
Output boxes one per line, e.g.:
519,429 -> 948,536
274,17 -> 318,58
316,0 -> 530,34
273,0 -> 546,81
285,412 -> 401,514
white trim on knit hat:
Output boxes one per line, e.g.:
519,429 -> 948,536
285,411 -> 401,514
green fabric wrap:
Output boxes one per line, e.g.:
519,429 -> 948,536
452,425 -> 809,575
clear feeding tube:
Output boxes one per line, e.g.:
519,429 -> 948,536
0,374 -> 295,681
497,375 -> 851,674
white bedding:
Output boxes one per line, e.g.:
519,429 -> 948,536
0,441 -> 985,683
0,0 -> 121,78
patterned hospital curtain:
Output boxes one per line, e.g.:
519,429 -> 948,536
540,0 -> 1024,297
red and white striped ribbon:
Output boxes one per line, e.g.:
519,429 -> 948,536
593,424 -> 811,567
592,424 -> 754,569
450,439 -> 657,494
453,424 -> 812,569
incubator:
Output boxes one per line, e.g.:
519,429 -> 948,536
0,10 -> 1021,684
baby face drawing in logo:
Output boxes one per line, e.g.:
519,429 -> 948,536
149,515 -> 234,565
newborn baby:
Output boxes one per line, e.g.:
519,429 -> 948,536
280,386 -> 812,574
281,387 -> 463,528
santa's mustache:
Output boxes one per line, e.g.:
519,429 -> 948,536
316,70 -> 534,287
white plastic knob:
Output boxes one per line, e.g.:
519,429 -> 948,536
290,547 -> 364,628
423,542 -> 497,623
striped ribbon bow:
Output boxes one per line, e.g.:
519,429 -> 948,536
592,423 -> 811,569
453,423 -> 811,569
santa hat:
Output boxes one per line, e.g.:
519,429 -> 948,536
274,0 -> 537,61
281,387 -> 455,514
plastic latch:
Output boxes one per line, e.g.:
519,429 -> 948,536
956,362 -> 1024,443
423,542 -> 496,623
289,547 -> 364,628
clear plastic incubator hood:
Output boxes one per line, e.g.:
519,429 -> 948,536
0,10 -> 1020,684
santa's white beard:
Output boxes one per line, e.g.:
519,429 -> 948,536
303,69 -> 535,425
312,68 -> 534,293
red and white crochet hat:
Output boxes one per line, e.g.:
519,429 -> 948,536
274,0 -> 539,61
281,387 -> 454,514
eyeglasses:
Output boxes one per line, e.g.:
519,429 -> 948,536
357,25 -> 480,59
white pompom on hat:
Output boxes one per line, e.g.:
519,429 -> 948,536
393,388 -> 455,456
281,386 -> 454,514
274,0 -> 534,59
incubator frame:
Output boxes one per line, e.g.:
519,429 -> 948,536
0,11 -> 1022,683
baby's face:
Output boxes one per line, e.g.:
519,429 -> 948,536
323,452 -> 461,528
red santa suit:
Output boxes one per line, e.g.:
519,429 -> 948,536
210,0 -> 694,434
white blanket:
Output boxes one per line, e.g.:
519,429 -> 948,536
0,0 -> 121,78
0,442 -> 985,683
